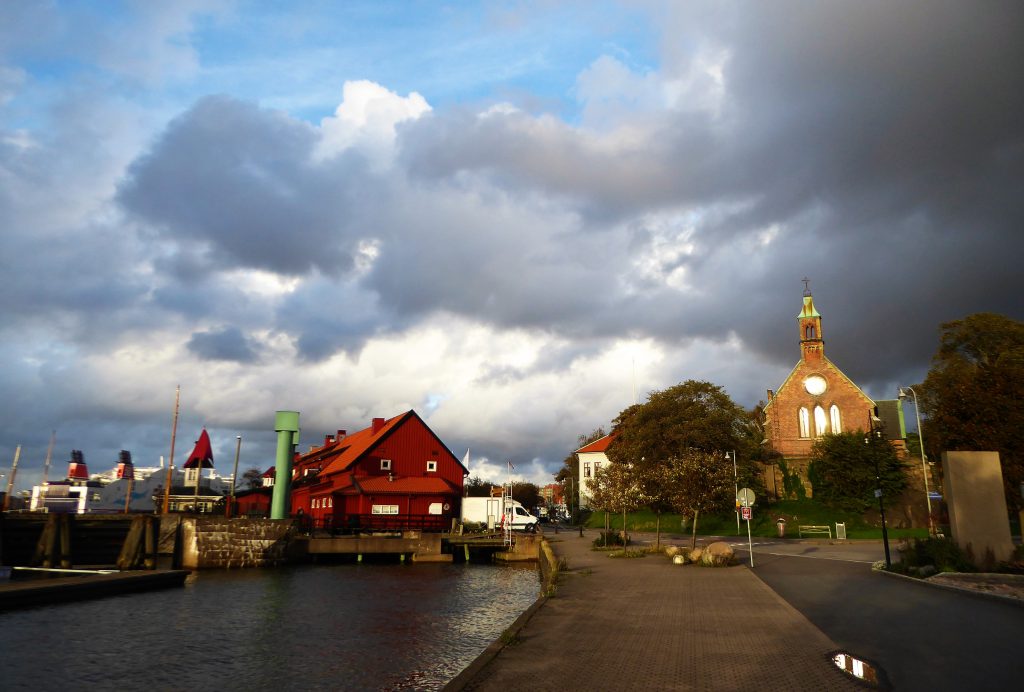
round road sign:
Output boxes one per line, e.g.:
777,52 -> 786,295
737,487 -> 756,508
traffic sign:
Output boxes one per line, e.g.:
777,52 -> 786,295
737,487 -> 756,508
741,506 -> 752,521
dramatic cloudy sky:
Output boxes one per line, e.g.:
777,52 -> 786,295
2,1 -> 1022,491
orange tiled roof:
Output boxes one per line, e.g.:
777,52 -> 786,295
576,432 -> 616,454
296,412 -> 411,476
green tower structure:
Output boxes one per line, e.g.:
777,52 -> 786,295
270,410 -> 300,520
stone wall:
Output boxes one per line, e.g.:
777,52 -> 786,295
181,517 -> 297,569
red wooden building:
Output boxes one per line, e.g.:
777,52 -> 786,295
290,410 -> 467,532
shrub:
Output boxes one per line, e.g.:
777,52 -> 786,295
592,530 -> 628,548
896,537 -> 976,574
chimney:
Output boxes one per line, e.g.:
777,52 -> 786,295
68,450 -> 89,481
116,450 -> 134,480
324,434 -> 335,446
372,418 -> 385,434
336,429 -> 346,441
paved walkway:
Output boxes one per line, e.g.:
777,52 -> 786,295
453,529 -> 863,691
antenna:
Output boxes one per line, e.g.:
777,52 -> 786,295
632,357 -> 637,406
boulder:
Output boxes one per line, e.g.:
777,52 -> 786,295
689,547 -> 704,563
701,541 -> 734,567
665,546 -> 681,558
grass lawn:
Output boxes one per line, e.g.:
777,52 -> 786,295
585,499 -> 932,540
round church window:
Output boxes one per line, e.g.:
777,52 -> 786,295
804,375 -> 827,395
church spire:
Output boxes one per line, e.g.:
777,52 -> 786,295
797,280 -> 824,361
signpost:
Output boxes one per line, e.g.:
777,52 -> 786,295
737,487 -> 755,567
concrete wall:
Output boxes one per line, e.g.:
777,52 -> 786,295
181,517 -> 296,569
942,451 -> 1015,566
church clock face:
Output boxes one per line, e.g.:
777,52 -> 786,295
803,375 -> 827,396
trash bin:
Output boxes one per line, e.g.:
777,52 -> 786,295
776,518 -> 786,538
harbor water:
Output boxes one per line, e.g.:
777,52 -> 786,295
0,561 -> 540,691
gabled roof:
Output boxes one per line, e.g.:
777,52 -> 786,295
576,433 -> 616,454
296,410 -> 466,478
764,355 -> 874,414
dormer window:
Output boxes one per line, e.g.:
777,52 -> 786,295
426,460 -> 438,472
380,459 -> 392,471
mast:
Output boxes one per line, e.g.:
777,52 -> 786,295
41,431 -> 56,486
3,446 -> 21,511
161,385 -> 180,514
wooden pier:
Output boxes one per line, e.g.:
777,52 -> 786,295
0,569 -> 190,611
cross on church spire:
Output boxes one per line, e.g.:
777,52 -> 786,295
802,277 -> 811,296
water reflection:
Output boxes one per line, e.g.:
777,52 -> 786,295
0,563 -> 539,691
832,651 -> 883,687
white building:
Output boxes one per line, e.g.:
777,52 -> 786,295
575,433 -> 615,509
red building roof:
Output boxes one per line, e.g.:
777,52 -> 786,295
576,433 -> 616,454
296,411 -> 468,478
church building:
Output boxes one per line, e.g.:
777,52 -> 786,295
762,287 -> 894,496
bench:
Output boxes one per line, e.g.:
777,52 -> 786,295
798,525 -> 832,539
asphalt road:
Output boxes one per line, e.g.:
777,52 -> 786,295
740,546 -> 1023,691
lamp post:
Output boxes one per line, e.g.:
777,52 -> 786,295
726,451 -> 739,535
898,386 -> 934,535
866,430 -> 891,569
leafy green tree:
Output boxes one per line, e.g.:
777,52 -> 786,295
589,461 -> 643,545
241,467 -> 263,490
660,449 -> 735,549
607,381 -> 745,467
808,432 -> 906,512
464,476 -> 493,497
510,482 -> 540,510
919,313 -> 1024,512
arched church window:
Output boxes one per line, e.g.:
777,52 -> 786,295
805,325 -> 816,339
814,406 -> 827,437
798,408 -> 810,438
830,405 -> 842,433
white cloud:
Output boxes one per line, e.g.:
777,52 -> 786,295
315,80 -> 431,167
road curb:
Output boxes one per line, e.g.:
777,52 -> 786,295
871,565 -> 1024,608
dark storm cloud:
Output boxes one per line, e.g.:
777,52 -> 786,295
187,326 -> 260,363
118,95 -> 365,278
395,1 -> 1024,389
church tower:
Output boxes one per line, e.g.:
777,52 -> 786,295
798,280 -> 824,363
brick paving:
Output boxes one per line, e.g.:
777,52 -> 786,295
454,529 -> 864,691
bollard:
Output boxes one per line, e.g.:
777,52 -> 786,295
776,518 -> 786,538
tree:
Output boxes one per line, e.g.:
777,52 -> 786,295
919,313 -> 1024,512
510,482 -> 540,510
589,461 -> 642,545
660,449 -> 734,549
465,476 -> 493,497
241,467 -> 263,490
607,380 -> 746,468
807,432 -> 906,512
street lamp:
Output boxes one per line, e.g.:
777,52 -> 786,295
865,429 -> 891,569
726,451 -> 739,535
898,386 -> 934,535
